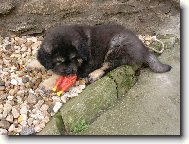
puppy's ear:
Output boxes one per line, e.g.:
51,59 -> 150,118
37,47 -> 53,70
72,40 -> 89,61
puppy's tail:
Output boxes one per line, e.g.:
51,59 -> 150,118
145,52 -> 171,73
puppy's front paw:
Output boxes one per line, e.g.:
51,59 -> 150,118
88,69 -> 105,83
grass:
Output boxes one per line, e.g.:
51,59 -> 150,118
72,119 -> 88,133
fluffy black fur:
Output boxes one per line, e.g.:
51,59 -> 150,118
37,24 -> 171,81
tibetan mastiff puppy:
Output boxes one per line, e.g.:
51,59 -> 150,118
37,24 -> 171,82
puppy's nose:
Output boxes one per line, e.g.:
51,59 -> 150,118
63,69 -> 71,75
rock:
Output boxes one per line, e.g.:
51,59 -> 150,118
22,77 -> 30,83
26,59 -> 45,71
60,76 -> 117,132
34,126 -> 42,133
33,120 -> 39,126
27,94 -> 37,104
0,86 -> 5,91
39,74 -> 59,90
0,114 -> 3,119
14,37 -> 27,45
61,95 -> 67,103
53,102 -> 62,113
20,127 -> 35,135
43,116 -> 50,123
0,128 -> 8,135
8,124 -> 15,132
0,0 -> 15,15
9,89 -> 17,96
0,79 -> 5,86
18,114 -> 27,124
34,100 -> 44,109
28,118 -> 34,126
0,104 -> 3,113
34,122 -> 45,133
47,104 -> 54,113
7,96 -> 14,101
40,104 -> 49,111
7,16 -> 36,33
52,96 -> 61,103
10,79 -> 18,85
0,120 -> 10,129
12,107 -> 20,118
6,114 -> 13,123
20,105 -> 28,114
25,41 -> 33,48
3,103 -> 12,117
0,94 -> 7,101
20,0 -> 90,15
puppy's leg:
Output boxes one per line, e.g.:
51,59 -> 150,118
88,62 -> 110,82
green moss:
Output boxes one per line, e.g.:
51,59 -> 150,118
71,119 -> 88,133
157,34 -> 179,50
149,41 -> 162,51
60,76 -> 117,132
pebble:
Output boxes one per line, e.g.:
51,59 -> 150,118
27,94 -> 37,104
43,116 -> 50,123
6,114 -> 14,123
18,114 -> 27,124
0,114 -> 2,119
20,127 -> 35,135
9,89 -> 17,96
33,120 -> 39,126
8,124 -> 15,132
12,107 -> 20,118
34,126 -> 42,133
0,86 -> 5,91
53,102 -> 62,113
10,79 -> 18,85
0,35 -> 87,135
20,105 -> 28,114
3,103 -> 12,118
7,96 -> 14,101
34,100 -> 44,109
27,118 -> 34,126
22,77 -> 30,83
52,96 -> 61,103
61,95 -> 67,103
0,120 -> 10,129
40,104 -> 49,111
0,128 -> 8,135
0,104 -> 3,113
0,79 -> 5,86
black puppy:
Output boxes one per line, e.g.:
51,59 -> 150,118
37,24 -> 171,82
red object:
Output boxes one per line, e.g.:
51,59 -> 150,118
52,75 -> 77,95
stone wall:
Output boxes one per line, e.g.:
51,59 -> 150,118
0,0 -> 179,36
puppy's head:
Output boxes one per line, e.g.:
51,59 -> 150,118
50,49 -> 84,75
37,30 -> 88,75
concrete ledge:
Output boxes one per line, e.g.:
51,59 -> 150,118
37,112 -> 64,135
38,65 -> 137,134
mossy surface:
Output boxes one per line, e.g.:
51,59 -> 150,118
60,76 -> 117,132
37,112 -> 64,135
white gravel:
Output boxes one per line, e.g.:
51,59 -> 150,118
0,35 -> 86,135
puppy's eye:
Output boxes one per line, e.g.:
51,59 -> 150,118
77,58 -> 83,64
69,53 -> 76,60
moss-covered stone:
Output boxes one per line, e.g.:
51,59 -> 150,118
60,76 -> 117,132
37,65 -> 138,135
37,112 -> 64,135
157,34 -> 179,50
108,65 -> 137,97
